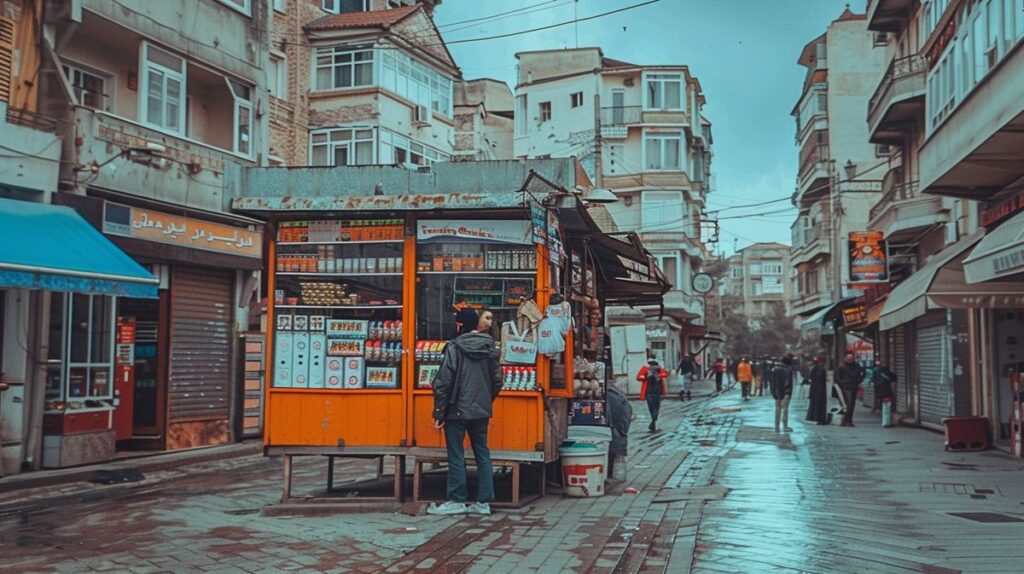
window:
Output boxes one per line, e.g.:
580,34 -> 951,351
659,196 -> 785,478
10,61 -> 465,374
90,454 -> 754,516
273,0 -> 286,12
141,43 -> 186,135
762,263 -> 784,275
269,54 -> 288,99
643,131 -> 682,171
644,73 -> 682,110
379,130 -> 449,167
62,63 -> 111,111
570,91 -> 583,108
539,101 -> 551,123
323,0 -> 369,13
873,32 -> 888,46
642,190 -> 684,230
45,293 -> 116,402
655,255 -> 679,288
514,95 -> 527,136
310,127 -> 375,166
227,79 -> 253,156
731,267 -> 743,278
218,0 -> 251,15
875,143 -> 892,157
380,50 -> 453,117
315,46 -> 374,91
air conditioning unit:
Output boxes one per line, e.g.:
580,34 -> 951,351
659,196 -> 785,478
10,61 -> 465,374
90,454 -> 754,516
413,105 -> 431,126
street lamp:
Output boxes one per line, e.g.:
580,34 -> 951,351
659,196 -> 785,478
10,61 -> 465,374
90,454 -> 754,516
844,160 -> 857,181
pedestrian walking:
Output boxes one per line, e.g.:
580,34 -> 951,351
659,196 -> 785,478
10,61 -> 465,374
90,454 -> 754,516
836,352 -> 866,427
761,357 -> 773,396
737,357 -> 753,400
678,354 -> 696,401
771,355 -> 795,432
872,359 -> 897,425
805,356 -> 830,425
605,381 -> 632,479
637,358 -> 668,432
713,357 -> 726,392
428,309 -> 503,516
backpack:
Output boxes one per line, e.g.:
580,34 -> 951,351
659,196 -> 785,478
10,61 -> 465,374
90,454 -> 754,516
646,369 -> 662,394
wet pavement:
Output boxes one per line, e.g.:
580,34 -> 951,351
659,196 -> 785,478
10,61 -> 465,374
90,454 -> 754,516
3,380 -> 1024,573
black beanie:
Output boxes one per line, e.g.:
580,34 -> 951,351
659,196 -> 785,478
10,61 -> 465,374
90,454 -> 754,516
455,307 -> 480,336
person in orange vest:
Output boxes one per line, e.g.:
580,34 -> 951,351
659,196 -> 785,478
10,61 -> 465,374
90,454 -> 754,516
637,358 -> 669,432
737,357 -> 753,401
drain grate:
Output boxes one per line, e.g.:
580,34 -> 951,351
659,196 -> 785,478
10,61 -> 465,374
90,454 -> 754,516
947,512 -> 1024,523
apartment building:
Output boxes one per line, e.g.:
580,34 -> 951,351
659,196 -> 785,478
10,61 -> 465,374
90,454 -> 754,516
789,8 -> 887,338
723,243 -> 792,325
870,0 -> 1024,441
514,48 -> 713,352
1,0 -> 274,474
452,78 -> 514,161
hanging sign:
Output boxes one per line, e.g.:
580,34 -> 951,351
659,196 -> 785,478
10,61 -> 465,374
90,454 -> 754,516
103,202 -> 262,258
547,210 -> 564,264
417,220 -> 532,245
530,202 -> 548,245
842,304 -> 867,328
692,272 -> 714,294
848,231 -> 889,283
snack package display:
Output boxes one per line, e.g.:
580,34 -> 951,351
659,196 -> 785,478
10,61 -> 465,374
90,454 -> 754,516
501,366 -> 539,391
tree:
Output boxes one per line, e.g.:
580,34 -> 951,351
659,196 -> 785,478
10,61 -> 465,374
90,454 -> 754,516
717,299 -> 799,359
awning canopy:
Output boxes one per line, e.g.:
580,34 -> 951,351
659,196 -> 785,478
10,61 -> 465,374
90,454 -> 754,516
963,211 -> 1024,283
0,198 -> 158,298
586,232 -> 671,307
880,231 -> 1024,330
800,298 -> 853,336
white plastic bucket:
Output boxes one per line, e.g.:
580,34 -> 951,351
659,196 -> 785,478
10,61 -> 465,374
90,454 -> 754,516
559,441 -> 608,497
882,399 -> 893,427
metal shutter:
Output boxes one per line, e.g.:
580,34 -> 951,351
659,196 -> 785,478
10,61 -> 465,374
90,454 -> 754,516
917,324 -> 951,430
169,267 -> 233,422
0,18 -> 14,103
892,326 -> 909,417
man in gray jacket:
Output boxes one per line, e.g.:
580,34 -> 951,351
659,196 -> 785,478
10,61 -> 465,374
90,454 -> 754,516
428,309 -> 503,516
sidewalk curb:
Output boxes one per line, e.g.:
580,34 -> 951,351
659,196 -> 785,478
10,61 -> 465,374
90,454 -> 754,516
0,441 -> 263,494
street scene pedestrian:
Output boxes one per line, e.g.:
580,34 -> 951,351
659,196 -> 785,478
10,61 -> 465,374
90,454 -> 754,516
871,358 -> 897,414
713,357 -> 726,392
771,355 -> 795,432
638,358 -> 668,432
678,353 -> 696,400
737,357 -> 753,401
835,353 -> 866,428
428,309 -> 502,516
605,381 -> 632,480
805,356 -> 830,425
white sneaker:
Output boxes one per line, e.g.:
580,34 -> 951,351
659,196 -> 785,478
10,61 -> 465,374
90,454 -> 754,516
426,501 -> 468,515
467,502 -> 491,516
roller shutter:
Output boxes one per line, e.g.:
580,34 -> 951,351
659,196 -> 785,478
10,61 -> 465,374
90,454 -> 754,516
917,323 -> 951,430
168,267 -> 233,422
892,326 -> 909,418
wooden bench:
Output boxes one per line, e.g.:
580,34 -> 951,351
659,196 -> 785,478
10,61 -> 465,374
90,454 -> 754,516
411,454 -> 545,508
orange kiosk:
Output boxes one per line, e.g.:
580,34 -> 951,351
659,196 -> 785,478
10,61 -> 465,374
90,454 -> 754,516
262,199 -> 574,506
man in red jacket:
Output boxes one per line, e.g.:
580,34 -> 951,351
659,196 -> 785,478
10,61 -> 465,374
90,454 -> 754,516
637,358 -> 668,432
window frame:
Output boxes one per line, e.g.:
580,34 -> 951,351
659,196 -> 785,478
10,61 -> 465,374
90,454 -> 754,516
227,78 -> 253,157
653,254 -> 680,289
309,126 -> 377,167
61,60 -> 114,111
538,101 -> 552,123
641,190 -> 685,230
313,45 -> 375,92
642,130 -> 684,172
139,42 -> 187,136
269,52 -> 288,100
323,0 -> 371,13
379,49 -> 454,117
379,129 -> 450,168
218,0 -> 251,16
46,293 -> 117,402
643,72 -> 684,111
570,91 -> 583,108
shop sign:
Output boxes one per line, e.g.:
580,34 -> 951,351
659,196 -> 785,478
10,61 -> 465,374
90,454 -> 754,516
530,202 -> 547,245
103,202 -> 262,258
992,245 -> 1024,277
417,220 -> 532,245
547,210 -> 564,264
842,304 -> 867,327
848,231 -> 889,283
692,272 -> 714,294
616,255 -> 655,283
646,328 -> 669,339
926,16 -> 958,70
980,191 -> 1024,228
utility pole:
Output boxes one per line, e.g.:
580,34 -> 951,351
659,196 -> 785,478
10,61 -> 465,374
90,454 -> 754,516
593,92 -> 603,187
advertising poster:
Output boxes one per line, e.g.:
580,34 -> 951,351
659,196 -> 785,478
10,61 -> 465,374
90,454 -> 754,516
848,231 -> 889,283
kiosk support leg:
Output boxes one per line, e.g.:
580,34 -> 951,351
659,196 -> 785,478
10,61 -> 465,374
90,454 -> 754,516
282,455 -> 293,503
327,456 -> 335,492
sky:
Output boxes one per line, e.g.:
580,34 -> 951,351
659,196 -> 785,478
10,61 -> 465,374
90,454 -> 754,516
433,0 -> 867,256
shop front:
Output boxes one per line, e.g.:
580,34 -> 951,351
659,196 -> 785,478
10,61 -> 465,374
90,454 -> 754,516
0,198 -> 157,472
55,193 -> 263,452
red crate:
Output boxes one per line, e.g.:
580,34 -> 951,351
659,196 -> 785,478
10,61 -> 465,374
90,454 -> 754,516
942,416 -> 990,452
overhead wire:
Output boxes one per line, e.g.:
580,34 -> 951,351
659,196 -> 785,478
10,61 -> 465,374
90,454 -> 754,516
437,1 -> 563,29
440,1 -> 574,35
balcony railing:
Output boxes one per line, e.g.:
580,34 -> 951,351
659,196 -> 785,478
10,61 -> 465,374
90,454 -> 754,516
869,180 -> 920,221
5,106 -> 58,133
868,54 -> 926,128
600,106 -> 642,127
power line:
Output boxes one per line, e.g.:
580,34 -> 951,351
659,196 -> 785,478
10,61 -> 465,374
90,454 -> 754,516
437,0 -> 561,29
445,0 -> 662,46
440,1 -> 572,34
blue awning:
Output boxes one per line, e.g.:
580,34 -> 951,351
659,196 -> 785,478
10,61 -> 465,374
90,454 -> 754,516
0,198 -> 158,298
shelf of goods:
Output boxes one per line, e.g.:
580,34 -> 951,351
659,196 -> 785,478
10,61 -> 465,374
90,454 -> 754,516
265,216 -> 571,461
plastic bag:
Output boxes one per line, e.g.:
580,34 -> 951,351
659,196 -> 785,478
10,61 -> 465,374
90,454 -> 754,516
499,321 -> 537,365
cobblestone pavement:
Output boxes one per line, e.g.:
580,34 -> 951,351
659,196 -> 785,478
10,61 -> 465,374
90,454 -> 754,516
3,381 -> 1024,573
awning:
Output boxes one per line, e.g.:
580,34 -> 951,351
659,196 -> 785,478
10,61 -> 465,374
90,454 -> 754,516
963,211 -> 1024,283
878,231 -> 1024,330
799,298 -> 853,336
0,198 -> 158,298
586,233 -> 671,307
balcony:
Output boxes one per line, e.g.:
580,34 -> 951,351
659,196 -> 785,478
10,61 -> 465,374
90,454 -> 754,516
0,104 -> 62,195
72,107 -> 248,213
791,224 -> 831,267
600,105 -> 641,138
797,144 -> 830,200
867,0 -> 918,33
791,290 -> 833,318
868,180 -> 948,239
868,55 -> 926,143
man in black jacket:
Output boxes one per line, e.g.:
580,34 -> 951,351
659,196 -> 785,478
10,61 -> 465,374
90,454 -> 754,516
678,354 -> 695,400
771,355 -> 795,432
871,359 -> 897,413
836,352 -> 866,427
429,309 -> 503,516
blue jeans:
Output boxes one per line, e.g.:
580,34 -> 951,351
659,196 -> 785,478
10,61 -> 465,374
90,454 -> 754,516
680,373 -> 692,393
443,418 -> 495,503
646,394 -> 662,422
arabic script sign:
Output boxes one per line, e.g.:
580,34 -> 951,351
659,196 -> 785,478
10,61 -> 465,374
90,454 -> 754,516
102,202 -> 262,258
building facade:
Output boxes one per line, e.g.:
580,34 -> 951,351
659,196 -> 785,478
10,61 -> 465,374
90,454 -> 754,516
789,8 -> 888,345
724,242 -> 792,326
514,48 -> 713,356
